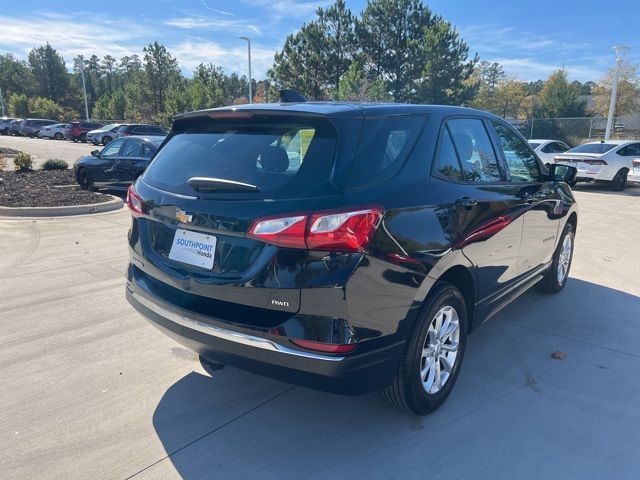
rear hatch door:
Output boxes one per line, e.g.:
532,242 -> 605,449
131,110 -> 359,325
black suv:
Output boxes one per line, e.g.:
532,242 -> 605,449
125,103 -> 578,415
116,124 -> 167,138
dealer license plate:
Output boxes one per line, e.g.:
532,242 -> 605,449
168,229 -> 216,269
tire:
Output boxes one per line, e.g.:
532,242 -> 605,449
610,169 -> 628,191
382,284 -> 467,415
539,223 -> 574,294
102,135 -> 112,145
77,168 -> 94,191
80,133 -> 87,143
54,132 -> 63,140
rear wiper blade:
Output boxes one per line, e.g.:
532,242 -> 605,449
187,177 -> 260,192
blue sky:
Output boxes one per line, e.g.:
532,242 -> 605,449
0,0 -> 638,82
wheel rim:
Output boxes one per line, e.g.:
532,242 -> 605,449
79,171 -> 89,189
557,233 -> 572,284
420,306 -> 460,394
103,136 -> 111,144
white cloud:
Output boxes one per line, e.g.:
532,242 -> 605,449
240,0 -> 328,19
487,57 -> 605,82
0,13 -> 150,66
169,40 -> 276,78
200,0 -> 233,16
165,16 -> 261,35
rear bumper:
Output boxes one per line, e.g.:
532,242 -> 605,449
125,271 -> 404,395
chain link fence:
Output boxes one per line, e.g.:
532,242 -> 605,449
511,116 -> 640,147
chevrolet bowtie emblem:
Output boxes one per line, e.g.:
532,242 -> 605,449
175,209 -> 193,224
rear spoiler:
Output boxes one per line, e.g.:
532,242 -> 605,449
279,89 -> 307,103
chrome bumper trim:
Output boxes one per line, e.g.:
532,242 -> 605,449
129,288 -> 345,362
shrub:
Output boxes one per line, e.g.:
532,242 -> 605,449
42,158 -> 68,171
13,152 -> 34,171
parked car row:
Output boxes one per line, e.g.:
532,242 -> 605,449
0,117 -> 167,145
528,138 -> 640,191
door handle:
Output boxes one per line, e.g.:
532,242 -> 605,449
454,196 -> 477,209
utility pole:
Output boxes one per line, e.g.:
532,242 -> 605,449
239,36 -> 252,104
80,59 -> 90,121
604,46 -> 630,140
0,86 -> 5,117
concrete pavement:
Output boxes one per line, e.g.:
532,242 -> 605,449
1,185 -> 639,479
0,135 -> 95,169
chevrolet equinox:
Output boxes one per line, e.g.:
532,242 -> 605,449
125,102 -> 578,415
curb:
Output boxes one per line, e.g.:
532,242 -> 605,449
0,195 -> 124,217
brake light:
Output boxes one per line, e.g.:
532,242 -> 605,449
583,159 -> 607,165
247,206 -> 384,252
127,185 -> 143,216
290,338 -> 358,354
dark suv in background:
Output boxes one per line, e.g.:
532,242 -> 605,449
116,124 -> 167,138
19,118 -> 58,137
125,102 -> 578,415
64,121 -> 105,142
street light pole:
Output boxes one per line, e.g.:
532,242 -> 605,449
604,46 -> 630,141
80,59 -> 90,121
239,36 -> 252,104
0,86 -> 5,117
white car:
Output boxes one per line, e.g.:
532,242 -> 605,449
86,123 -> 122,145
553,140 -> 640,191
528,139 -> 570,165
629,158 -> 640,185
37,123 -> 69,140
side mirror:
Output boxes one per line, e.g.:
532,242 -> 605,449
548,163 -> 577,183
91,150 -> 100,157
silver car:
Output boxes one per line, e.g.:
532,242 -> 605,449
86,123 -> 122,145
38,123 -> 69,140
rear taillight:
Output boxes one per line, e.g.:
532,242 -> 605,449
583,159 -> 607,165
290,338 -> 358,354
248,214 -> 307,249
127,185 -> 143,217
247,206 -> 384,252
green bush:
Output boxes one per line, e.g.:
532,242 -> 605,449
13,152 -> 34,171
42,158 -> 68,170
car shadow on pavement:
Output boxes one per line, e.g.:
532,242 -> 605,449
149,278 -> 640,479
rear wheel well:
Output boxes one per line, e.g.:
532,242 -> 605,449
436,266 -> 475,333
567,212 -> 577,231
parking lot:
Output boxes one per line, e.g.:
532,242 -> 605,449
0,136 -> 95,169
1,159 -> 639,479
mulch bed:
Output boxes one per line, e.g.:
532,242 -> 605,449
0,169 -> 110,207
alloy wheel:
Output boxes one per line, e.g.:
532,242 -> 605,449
557,233 -> 572,284
420,305 -> 460,394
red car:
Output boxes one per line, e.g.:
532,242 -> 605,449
64,121 -> 105,142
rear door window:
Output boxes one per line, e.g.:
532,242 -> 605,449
348,115 -> 425,188
447,118 -> 502,182
142,115 -> 339,198
492,122 -> 541,182
122,139 -> 144,157
433,127 -> 464,181
142,144 -> 155,158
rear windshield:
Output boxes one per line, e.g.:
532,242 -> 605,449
142,115 -> 339,198
568,143 -> 616,154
